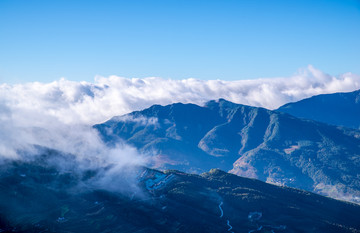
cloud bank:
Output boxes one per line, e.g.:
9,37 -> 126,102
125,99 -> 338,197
0,65 -> 359,162
1,65 -> 359,127
0,65 -> 358,194
0,65 -> 359,201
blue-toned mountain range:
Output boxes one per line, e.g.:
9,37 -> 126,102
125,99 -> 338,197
1,152 -> 359,232
277,89 -> 360,129
95,99 -> 360,203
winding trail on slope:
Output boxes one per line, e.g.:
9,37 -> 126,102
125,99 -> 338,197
248,224 -> 286,233
218,202 -> 224,218
249,226 -> 262,233
227,220 -> 233,232
218,201 -> 234,233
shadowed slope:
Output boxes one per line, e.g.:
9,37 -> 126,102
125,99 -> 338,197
95,99 -> 360,203
0,153 -> 359,233
277,89 -> 360,129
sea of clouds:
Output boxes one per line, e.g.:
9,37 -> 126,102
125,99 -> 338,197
1,65 -> 358,127
1,65 -> 359,157
0,65 -> 359,197
0,65 -> 359,173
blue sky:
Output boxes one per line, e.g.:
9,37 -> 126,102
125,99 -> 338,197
0,0 -> 359,83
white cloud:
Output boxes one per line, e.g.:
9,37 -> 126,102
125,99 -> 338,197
1,65 -> 359,127
0,65 -> 358,195
0,65 -> 358,197
0,94 -> 148,193
0,65 -> 359,160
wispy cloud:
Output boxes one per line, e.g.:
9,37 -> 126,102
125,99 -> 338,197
0,92 -> 148,194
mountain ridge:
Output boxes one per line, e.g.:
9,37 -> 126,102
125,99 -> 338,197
95,99 -> 360,203
1,152 -> 360,232
277,89 -> 360,129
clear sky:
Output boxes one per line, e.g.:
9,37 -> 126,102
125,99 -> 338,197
0,0 -> 359,83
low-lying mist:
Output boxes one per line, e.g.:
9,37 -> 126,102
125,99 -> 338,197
0,100 -> 148,195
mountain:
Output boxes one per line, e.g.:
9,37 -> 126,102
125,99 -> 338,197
95,99 -> 360,203
277,89 -> 360,129
1,153 -> 360,233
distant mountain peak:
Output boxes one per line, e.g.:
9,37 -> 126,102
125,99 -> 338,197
277,89 -> 360,129
95,98 -> 360,203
